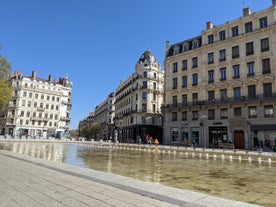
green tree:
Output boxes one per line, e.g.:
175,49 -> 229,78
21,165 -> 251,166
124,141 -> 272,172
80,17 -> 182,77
0,54 -> 12,110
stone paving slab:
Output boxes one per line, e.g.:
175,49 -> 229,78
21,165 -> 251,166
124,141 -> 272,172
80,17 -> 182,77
0,150 -> 263,207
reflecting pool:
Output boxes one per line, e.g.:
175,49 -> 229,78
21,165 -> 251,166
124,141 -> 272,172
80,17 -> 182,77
0,141 -> 275,207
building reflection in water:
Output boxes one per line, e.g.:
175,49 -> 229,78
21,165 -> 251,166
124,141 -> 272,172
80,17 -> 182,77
0,142 -> 275,207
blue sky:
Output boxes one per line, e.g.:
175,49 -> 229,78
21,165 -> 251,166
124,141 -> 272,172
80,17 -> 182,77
0,0 -> 272,129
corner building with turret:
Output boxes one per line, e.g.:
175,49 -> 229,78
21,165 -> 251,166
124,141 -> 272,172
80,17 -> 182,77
163,2 -> 276,150
114,50 -> 164,143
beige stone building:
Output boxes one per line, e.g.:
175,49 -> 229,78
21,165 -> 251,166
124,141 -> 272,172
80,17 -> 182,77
0,71 -> 72,139
93,92 -> 115,140
114,50 -> 164,143
163,1 -> 276,150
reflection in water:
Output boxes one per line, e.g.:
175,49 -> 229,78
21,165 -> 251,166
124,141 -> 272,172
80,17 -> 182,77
0,142 -> 275,207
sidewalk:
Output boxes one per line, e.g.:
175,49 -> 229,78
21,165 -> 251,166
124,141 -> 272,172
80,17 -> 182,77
0,150 -> 263,207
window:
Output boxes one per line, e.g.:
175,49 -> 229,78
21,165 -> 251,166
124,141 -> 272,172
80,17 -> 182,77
232,46 -> 239,58
182,76 -> 187,88
142,81 -> 147,88
182,60 -> 187,70
181,111 -> 187,121
153,93 -> 156,101
233,87 -> 241,100
26,111 -> 30,117
182,94 -> 187,105
219,30 -> 226,41
220,108 -> 228,119
263,83 -> 272,97
234,107 -> 242,116
245,21 -> 253,33
192,111 -> 198,120
208,109 -> 215,120
172,78 -> 177,89
153,82 -> 157,89
23,91 -> 27,97
192,93 -> 198,103
28,101 -> 31,107
172,112 -> 177,121
208,52 -> 214,64
172,96 -> 178,107
259,17 -> 268,28
192,57 -> 198,68
143,71 -> 148,78
264,105 -> 274,118
173,62 -> 178,73
52,96 -> 55,101
219,49 -> 226,61
208,91 -> 215,103
247,85 -> 256,98
220,67 -> 227,81
261,38 -> 269,52
208,34 -> 214,44
192,40 -> 199,49
247,62 -> 255,76
142,92 -> 147,100
233,65 -> 240,79
171,127 -> 179,142
152,104 -> 156,113
262,58 -> 271,74
183,43 -> 189,52
35,94 -> 38,99
220,89 -> 227,101
142,103 -> 147,112
231,26 -> 239,37
246,42 -> 254,55
248,106 -> 257,118
192,74 -> 198,86
208,70 -> 214,83
34,102 -> 37,107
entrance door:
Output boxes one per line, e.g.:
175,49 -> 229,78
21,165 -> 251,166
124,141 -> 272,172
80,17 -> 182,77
234,131 -> 245,149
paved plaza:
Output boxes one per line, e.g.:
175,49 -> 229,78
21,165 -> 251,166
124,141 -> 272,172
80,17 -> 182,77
0,149 -> 264,207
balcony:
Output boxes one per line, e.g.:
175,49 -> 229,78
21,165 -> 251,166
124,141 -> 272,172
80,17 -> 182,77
60,117 -> 71,121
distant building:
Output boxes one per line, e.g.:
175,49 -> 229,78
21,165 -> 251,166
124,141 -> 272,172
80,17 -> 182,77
163,1 -> 276,150
93,92 -> 115,140
78,112 -> 95,131
0,70 -> 73,138
114,50 -> 164,143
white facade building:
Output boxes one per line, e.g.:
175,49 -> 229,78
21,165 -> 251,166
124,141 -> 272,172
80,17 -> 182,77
114,50 -> 164,143
0,71 -> 73,139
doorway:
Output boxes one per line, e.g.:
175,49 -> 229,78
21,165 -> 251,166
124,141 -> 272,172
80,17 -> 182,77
234,130 -> 245,149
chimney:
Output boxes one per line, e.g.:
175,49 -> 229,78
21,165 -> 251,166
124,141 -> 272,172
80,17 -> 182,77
273,0 -> 276,5
32,70 -> 36,79
206,21 -> 213,29
166,41 -> 170,51
243,7 -> 251,17
48,74 -> 52,82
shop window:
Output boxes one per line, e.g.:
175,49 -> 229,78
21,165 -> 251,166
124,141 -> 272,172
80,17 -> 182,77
171,127 -> 179,143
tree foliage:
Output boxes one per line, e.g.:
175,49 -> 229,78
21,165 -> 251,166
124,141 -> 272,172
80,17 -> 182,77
0,54 -> 12,110
79,123 -> 101,139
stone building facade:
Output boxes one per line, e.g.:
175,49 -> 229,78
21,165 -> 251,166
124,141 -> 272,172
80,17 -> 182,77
163,2 -> 276,150
114,50 -> 164,143
0,71 -> 72,139
93,92 -> 115,140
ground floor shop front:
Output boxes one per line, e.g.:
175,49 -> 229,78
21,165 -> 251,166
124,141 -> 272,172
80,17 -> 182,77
164,118 -> 276,151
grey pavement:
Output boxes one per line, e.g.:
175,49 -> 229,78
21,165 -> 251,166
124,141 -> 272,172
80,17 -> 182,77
0,149 -> 263,207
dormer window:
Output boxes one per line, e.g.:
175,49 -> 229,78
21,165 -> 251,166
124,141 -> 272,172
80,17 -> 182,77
183,43 -> 189,52
173,46 -> 179,55
192,40 -> 199,49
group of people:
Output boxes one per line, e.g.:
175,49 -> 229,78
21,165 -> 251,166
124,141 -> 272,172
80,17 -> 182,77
136,134 -> 159,144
